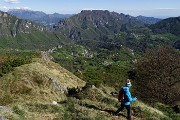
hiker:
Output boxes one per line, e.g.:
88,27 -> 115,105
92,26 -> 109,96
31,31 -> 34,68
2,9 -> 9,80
114,79 -> 137,120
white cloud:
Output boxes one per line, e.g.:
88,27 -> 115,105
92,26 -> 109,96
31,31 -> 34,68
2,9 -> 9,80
0,4 -> 9,11
4,0 -> 20,4
0,4 -> 31,12
155,8 -> 179,10
15,7 -> 31,10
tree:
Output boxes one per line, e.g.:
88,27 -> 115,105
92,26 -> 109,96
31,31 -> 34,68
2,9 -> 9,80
135,47 -> 180,105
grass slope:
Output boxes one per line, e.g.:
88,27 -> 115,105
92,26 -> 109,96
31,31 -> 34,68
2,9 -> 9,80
0,58 -> 179,120
0,31 -> 69,50
0,59 -> 86,105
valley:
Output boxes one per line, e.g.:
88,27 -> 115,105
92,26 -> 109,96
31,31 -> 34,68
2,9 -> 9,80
0,9 -> 180,120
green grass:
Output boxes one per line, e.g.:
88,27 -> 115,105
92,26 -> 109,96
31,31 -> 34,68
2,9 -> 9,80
0,31 -> 70,50
0,66 -> 179,120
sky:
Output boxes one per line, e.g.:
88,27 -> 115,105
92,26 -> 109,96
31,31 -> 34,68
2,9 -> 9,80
0,0 -> 180,18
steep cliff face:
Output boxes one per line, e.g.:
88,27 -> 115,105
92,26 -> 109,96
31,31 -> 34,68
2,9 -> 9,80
0,11 -> 45,37
0,11 -> 70,50
54,10 -> 144,40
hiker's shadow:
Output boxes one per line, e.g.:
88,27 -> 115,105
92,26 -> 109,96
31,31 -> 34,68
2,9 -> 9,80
58,100 -> 126,118
101,109 -> 127,118
83,103 -> 127,117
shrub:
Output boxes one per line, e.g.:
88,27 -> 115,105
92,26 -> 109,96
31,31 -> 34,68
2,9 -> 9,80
0,57 -> 32,77
135,47 -> 180,105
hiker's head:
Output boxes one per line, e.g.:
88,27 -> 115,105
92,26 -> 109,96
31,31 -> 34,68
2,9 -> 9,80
125,79 -> 132,88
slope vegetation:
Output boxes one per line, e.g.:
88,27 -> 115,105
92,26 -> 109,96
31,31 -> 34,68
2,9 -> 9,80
0,11 -> 69,50
0,58 -> 178,120
0,58 -> 86,104
150,17 -> 180,36
54,10 -> 179,52
54,10 -> 144,43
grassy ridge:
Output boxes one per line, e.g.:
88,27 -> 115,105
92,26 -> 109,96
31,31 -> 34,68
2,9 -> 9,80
0,31 -> 69,50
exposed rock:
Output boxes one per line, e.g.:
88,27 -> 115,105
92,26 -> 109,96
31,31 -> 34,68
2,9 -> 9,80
92,85 -> 96,89
0,106 -> 12,119
0,116 -> 7,120
0,106 -> 12,113
51,77 -> 68,94
0,11 -> 45,37
52,101 -> 58,105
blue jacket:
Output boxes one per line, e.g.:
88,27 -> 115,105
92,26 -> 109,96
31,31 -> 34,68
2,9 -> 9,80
120,87 -> 137,105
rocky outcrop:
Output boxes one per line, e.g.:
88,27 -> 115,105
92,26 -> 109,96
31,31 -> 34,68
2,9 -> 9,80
54,10 -> 144,40
0,11 -> 45,37
0,106 -> 12,120
51,77 -> 68,94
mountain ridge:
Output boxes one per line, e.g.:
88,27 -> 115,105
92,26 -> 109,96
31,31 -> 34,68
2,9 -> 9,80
135,15 -> 162,24
8,9 -> 73,25
54,10 -> 145,42
0,11 -> 45,37
0,10 -> 71,50
150,16 -> 180,36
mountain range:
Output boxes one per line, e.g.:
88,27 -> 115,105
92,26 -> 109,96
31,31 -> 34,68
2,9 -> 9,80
150,16 -> 180,36
1,9 -> 180,51
8,9 -> 73,26
0,10 -> 71,50
7,9 -> 161,26
53,10 -> 147,50
52,10 -> 179,52
136,15 -> 162,24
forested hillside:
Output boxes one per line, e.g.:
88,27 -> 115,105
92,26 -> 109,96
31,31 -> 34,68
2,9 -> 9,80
150,17 -> 180,36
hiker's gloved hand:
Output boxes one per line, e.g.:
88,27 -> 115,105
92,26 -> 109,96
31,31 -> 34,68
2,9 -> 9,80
132,97 -> 137,101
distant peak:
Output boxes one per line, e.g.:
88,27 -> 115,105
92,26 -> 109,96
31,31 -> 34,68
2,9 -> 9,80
8,9 -> 31,12
52,12 -> 60,15
8,9 -> 46,14
81,10 -> 109,13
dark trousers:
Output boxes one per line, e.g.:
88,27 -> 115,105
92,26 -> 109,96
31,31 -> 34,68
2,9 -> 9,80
115,103 -> 131,119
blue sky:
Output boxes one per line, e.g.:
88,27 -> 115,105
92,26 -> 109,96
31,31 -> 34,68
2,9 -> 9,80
0,0 -> 180,18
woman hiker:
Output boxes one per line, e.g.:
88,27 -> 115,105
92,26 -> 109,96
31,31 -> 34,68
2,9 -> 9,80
115,79 -> 137,120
